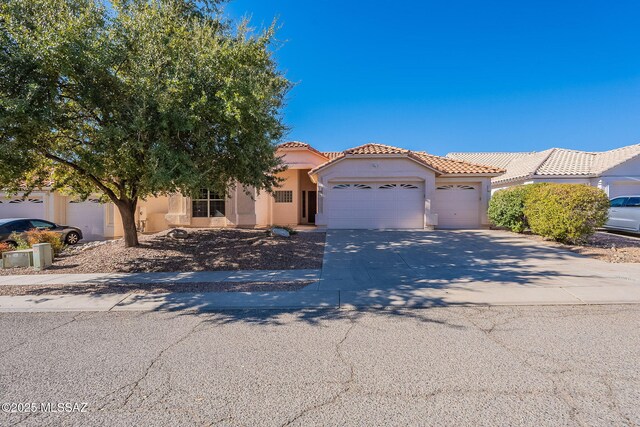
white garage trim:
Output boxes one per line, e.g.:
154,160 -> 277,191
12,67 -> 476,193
433,183 -> 481,229
324,181 -> 425,229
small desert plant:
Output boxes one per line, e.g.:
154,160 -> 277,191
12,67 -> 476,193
524,184 -> 609,244
8,232 -> 30,250
0,242 -> 13,254
24,229 -> 65,254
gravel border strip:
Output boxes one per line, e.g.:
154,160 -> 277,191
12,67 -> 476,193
0,281 -> 314,296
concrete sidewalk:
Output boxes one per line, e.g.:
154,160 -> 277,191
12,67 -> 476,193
0,269 -> 321,285
1,281 -> 640,312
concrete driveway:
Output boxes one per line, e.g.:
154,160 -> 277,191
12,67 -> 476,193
315,230 -> 640,306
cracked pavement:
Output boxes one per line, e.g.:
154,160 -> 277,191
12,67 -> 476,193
1,305 -> 639,426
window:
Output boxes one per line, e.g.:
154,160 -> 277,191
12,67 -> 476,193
29,220 -> 56,230
192,190 -> 225,218
437,185 -> 476,190
5,220 -> 31,233
332,184 -> 371,190
379,184 -> 397,189
610,197 -> 628,208
625,197 -> 640,207
274,190 -> 293,203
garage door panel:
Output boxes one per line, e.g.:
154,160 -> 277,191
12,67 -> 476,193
0,196 -> 45,219
66,199 -> 105,240
325,182 -> 424,229
434,184 -> 480,229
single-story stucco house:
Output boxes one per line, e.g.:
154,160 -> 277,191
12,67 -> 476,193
0,142 -> 504,238
446,143 -> 640,197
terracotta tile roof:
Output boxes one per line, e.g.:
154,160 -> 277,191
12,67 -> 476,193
447,143 -> 640,184
278,141 -> 310,149
277,141 -> 329,159
412,152 -> 505,174
344,143 -> 409,155
322,152 -> 343,160
309,143 -> 505,176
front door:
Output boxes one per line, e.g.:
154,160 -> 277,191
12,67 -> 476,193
308,191 -> 317,224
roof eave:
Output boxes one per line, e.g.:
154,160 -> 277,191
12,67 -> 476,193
439,172 -> 505,178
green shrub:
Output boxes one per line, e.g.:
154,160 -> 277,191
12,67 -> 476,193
8,232 -> 30,250
24,229 -> 65,255
488,185 -> 543,232
524,184 -> 609,244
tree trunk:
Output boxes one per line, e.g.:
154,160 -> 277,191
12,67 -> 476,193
115,199 -> 139,247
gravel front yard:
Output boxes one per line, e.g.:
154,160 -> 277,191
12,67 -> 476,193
0,229 -> 326,275
520,230 -> 640,263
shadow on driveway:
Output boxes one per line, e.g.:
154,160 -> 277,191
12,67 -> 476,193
316,229 -> 638,291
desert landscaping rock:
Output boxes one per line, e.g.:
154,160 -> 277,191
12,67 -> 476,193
271,227 -> 291,237
518,231 -> 640,263
0,229 -> 325,275
167,228 -> 189,240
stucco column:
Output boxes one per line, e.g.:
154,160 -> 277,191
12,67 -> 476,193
164,193 -> 190,226
480,180 -> 491,227
424,177 -> 437,228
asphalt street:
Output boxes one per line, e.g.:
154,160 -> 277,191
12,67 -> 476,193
1,305 -> 639,426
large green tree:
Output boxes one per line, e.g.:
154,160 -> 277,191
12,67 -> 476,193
0,0 -> 290,246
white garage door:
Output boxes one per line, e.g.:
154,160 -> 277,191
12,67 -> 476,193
0,196 -> 46,219
609,182 -> 640,198
66,199 -> 105,240
433,184 -> 481,229
325,182 -> 425,229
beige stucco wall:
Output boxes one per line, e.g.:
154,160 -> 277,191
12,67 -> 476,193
271,169 -> 299,226
278,149 -> 328,169
138,196 -> 170,232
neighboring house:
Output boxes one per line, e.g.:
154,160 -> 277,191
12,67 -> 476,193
0,192 -> 118,240
447,143 -> 640,197
0,142 -> 504,238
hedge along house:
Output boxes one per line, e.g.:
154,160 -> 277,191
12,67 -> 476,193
446,143 -> 640,198
0,142 -> 504,238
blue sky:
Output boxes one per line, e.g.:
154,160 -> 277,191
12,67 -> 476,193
226,1 -> 640,156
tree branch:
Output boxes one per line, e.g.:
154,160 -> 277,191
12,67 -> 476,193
42,152 -> 119,202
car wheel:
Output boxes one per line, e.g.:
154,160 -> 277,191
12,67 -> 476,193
65,231 -> 80,245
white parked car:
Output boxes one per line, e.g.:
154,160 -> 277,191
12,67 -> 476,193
604,196 -> 640,233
